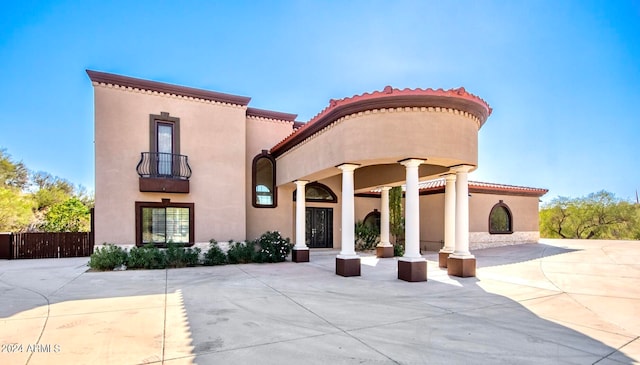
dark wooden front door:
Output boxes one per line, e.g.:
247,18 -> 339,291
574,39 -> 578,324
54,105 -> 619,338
306,207 -> 333,248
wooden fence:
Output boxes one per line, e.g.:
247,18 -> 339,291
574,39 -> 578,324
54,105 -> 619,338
0,232 -> 94,260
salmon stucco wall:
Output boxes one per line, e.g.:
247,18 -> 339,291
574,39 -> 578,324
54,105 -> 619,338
468,193 -> 541,248
93,83 -> 247,245
245,116 -> 295,241
419,194 -> 445,251
276,109 -> 479,186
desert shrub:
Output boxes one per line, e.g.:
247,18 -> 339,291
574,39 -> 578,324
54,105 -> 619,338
165,242 -> 201,268
203,239 -> 227,266
393,243 -> 404,257
253,231 -> 292,263
88,243 -> 127,271
355,220 -> 380,251
127,244 -> 167,269
226,240 -> 255,264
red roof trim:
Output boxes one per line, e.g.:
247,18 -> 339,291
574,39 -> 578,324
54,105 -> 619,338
363,179 -> 547,198
86,70 -> 251,106
270,86 -> 492,157
246,107 -> 297,122
419,179 -> 547,197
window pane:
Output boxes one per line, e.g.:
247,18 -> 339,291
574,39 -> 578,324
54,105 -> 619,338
255,157 -> 274,205
157,124 -> 173,153
142,206 -> 190,244
166,207 -> 189,243
256,185 -> 272,205
157,123 -> 173,175
142,207 -> 166,243
490,206 -> 510,233
306,186 -> 332,201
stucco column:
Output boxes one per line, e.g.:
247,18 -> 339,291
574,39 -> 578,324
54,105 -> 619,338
448,165 -> 476,277
336,163 -> 361,276
293,180 -> 309,262
376,186 -> 393,258
397,159 -> 427,282
439,173 -> 456,267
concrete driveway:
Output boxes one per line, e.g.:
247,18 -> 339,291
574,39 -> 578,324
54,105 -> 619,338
0,239 -> 638,364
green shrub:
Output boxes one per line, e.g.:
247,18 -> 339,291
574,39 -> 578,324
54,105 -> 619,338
355,220 -> 380,251
253,231 -> 292,263
165,242 -> 201,268
226,240 -> 255,264
88,243 -> 127,271
127,244 -> 167,269
203,239 -> 227,266
182,247 -> 201,267
393,243 -> 404,257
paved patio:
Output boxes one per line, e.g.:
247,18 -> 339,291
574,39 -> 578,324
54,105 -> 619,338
0,239 -> 638,364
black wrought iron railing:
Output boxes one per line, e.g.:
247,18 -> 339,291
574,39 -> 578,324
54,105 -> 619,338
136,152 -> 192,180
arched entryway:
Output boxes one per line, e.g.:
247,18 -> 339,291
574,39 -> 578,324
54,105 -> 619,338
293,182 -> 337,248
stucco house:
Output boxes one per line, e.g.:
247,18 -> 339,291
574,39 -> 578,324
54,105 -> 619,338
87,70 -> 547,281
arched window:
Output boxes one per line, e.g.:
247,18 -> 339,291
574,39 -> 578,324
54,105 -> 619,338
252,151 -> 276,208
489,200 -> 513,234
292,182 -> 337,203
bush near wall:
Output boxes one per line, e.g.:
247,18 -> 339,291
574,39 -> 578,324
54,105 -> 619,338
88,231 -> 294,271
88,244 -> 126,270
202,240 -> 227,266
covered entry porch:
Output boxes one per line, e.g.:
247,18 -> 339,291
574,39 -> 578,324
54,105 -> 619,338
270,86 -> 492,281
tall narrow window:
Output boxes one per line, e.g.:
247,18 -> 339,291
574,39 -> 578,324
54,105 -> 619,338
157,123 -> 174,175
489,200 -> 513,234
149,112 -> 180,177
252,151 -> 277,208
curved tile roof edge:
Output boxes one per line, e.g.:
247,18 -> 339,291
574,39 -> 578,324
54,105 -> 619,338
270,86 -> 492,156
366,178 -> 547,197
86,70 -> 252,106
421,178 -> 548,196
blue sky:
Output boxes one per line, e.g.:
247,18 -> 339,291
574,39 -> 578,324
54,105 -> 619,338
1,0 -> 638,203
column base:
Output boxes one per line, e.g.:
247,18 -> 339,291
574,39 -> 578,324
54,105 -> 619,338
397,259 -> 427,282
447,257 -> 476,277
292,248 -> 309,263
376,245 -> 394,258
336,257 -> 361,277
438,251 -> 452,268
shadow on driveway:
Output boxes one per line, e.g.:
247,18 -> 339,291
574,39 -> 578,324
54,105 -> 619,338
0,239 -> 637,364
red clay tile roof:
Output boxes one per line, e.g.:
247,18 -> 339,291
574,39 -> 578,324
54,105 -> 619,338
270,86 -> 492,157
420,178 -> 548,197
365,178 -> 547,197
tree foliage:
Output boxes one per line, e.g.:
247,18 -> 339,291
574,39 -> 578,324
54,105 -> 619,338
540,191 -> 639,240
389,186 -> 404,244
0,187 -> 34,232
41,197 -> 91,232
0,147 -> 93,232
0,149 -> 29,189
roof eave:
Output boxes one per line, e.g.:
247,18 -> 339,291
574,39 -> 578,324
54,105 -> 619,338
86,70 -> 251,106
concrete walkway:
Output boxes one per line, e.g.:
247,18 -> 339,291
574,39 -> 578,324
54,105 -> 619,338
0,239 -> 638,364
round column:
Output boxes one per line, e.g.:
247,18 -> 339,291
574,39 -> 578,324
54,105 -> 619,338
452,166 -> 473,258
337,164 -> 359,258
400,159 -> 424,259
397,159 -> 427,282
336,163 -> 361,276
293,180 -> 309,262
439,173 -> 456,267
448,165 -> 476,278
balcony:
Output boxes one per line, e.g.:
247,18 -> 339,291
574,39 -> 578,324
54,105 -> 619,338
136,152 -> 192,193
